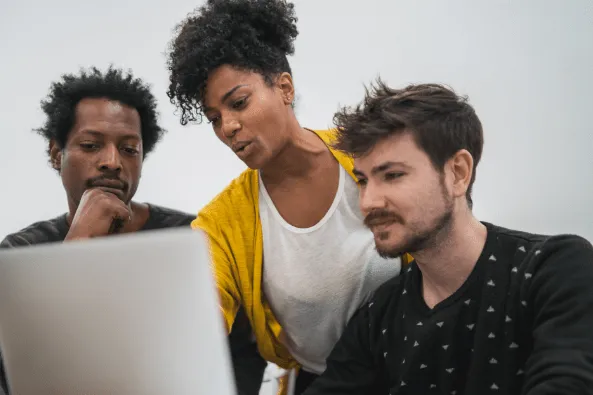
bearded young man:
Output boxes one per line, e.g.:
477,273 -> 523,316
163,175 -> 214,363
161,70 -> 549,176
303,82 -> 593,395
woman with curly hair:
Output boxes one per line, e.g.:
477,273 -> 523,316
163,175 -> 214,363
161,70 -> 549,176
166,1 -> 411,393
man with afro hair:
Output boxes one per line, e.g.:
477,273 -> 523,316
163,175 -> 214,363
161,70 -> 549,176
166,1 -> 410,394
0,66 -> 266,395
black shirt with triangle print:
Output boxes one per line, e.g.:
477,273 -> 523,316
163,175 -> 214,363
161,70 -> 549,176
303,222 -> 593,395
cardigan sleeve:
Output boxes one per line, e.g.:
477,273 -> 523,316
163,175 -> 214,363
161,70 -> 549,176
192,209 -> 241,333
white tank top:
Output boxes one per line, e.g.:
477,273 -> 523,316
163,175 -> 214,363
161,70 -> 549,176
259,166 -> 401,374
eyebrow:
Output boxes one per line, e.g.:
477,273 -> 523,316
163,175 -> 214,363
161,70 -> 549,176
78,130 -> 140,140
353,161 -> 409,177
203,84 -> 248,113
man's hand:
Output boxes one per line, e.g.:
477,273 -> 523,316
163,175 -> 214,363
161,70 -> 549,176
65,188 -> 132,241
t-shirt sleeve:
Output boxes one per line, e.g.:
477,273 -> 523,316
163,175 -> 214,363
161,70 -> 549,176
0,234 -> 29,249
522,235 -> 593,394
303,302 -> 381,394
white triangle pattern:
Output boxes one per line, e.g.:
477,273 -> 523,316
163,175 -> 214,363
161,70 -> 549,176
381,249 -> 527,393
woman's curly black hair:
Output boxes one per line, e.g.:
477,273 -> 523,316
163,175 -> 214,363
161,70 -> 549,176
166,0 -> 299,125
37,66 -> 165,159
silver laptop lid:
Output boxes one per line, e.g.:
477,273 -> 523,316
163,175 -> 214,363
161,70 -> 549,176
0,228 -> 236,395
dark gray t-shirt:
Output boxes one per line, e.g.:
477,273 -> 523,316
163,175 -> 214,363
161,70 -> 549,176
1,204 -> 193,247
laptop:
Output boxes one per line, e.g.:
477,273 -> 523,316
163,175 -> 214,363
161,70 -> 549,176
0,228 -> 236,395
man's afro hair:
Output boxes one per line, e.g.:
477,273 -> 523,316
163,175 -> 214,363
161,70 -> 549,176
36,65 -> 165,158
166,0 -> 298,125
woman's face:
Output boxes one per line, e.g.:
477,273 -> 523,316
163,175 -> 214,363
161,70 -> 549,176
202,65 -> 294,169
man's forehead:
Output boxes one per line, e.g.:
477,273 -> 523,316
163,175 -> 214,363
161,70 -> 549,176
76,98 -> 138,120
354,133 -> 417,170
72,98 -> 141,137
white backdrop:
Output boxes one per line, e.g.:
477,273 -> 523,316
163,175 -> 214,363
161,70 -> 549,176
1,1 -> 592,394
0,1 -> 591,242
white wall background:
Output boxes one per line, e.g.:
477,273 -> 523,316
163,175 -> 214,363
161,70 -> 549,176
0,0 -> 592,393
1,0 -> 592,242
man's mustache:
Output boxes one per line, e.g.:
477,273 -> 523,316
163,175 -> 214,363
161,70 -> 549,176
86,175 -> 128,190
364,209 -> 400,228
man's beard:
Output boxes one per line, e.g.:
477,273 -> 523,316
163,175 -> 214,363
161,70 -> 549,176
364,179 -> 454,259
108,218 -> 125,234
374,208 -> 453,259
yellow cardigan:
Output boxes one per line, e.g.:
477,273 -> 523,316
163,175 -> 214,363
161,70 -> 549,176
192,129 -> 412,370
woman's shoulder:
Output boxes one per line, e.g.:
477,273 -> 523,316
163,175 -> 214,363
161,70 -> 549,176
198,168 -> 259,220
310,128 -> 338,142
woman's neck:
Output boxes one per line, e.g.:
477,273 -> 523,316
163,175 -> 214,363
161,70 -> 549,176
260,121 -> 329,183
